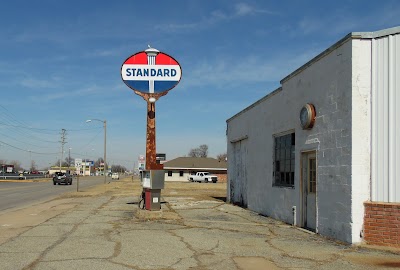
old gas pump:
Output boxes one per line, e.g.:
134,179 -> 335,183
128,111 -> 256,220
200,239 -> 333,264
140,170 -> 165,210
121,46 -> 182,211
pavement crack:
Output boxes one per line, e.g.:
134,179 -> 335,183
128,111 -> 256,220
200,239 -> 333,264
22,197 -> 114,270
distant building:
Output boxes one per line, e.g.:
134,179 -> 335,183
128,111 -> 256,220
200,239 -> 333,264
227,26 -> 400,247
156,153 -> 166,164
163,157 -> 227,182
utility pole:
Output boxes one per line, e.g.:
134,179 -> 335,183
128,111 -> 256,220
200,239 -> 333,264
59,129 -> 67,172
68,147 -> 71,171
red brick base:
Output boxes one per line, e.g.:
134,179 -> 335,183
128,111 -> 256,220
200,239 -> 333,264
364,201 -> 400,247
215,173 -> 227,183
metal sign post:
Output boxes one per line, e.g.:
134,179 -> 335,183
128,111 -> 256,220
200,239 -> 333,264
76,162 -> 81,192
121,46 -> 182,211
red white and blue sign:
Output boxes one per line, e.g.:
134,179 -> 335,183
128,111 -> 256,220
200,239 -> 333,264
121,47 -> 182,94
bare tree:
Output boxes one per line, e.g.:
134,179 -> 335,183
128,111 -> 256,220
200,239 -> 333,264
111,164 -> 127,173
65,156 -> 74,167
53,159 -> 69,167
30,160 -> 37,171
217,153 -> 227,162
9,160 -> 23,172
188,144 -> 208,158
94,157 -> 104,168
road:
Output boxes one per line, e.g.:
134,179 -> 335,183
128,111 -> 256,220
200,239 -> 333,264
0,176 -> 109,213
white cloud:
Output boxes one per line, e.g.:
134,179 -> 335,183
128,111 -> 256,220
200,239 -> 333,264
155,3 -> 274,33
19,78 -> 56,89
181,48 -> 319,90
234,3 -> 274,16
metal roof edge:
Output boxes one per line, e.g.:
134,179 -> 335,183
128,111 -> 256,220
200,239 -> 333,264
281,25 -> 400,84
226,87 -> 282,122
354,25 -> 400,39
280,34 -> 352,84
226,26 -> 400,124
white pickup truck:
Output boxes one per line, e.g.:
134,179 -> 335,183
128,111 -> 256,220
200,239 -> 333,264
188,172 -> 218,183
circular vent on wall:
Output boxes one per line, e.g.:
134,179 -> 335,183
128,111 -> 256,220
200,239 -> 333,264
299,103 -> 316,130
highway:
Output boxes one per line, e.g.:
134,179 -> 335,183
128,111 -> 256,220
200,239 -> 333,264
0,176 -> 109,213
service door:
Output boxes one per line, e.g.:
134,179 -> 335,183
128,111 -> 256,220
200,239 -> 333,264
230,139 -> 248,207
302,152 -> 317,231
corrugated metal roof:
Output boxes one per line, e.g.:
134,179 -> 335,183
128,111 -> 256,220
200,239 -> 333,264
163,157 -> 227,170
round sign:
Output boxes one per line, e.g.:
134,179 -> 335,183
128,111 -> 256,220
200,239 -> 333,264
300,103 -> 316,129
121,47 -> 182,94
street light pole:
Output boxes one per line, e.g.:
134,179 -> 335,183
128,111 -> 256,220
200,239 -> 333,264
103,120 -> 107,183
86,119 -> 107,184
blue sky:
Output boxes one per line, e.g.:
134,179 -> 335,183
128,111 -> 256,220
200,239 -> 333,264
0,0 -> 399,170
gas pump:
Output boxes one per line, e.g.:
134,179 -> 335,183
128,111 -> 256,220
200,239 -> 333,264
140,170 -> 165,211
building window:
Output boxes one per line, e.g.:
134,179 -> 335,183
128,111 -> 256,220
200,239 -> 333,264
168,171 -> 172,177
179,171 -> 184,177
274,133 -> 295,187
308,158 -> 316,193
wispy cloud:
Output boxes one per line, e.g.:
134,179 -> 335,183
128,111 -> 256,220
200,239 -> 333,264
19,78 -> 57,89
234,3 -> 274,16
155,3 -> 275,32
30,84 -> 100,103
182,48 -> 318,90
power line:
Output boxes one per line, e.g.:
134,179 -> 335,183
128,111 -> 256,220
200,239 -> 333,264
0,140 -> 58,155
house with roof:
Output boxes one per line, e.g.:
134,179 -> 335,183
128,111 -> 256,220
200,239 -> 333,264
226,26 -> 400,247
163,157 -> 227,182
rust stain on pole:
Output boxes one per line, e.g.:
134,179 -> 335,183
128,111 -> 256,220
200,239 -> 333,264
135,90 -> 166,170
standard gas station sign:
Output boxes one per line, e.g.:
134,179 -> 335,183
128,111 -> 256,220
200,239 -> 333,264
121,46 -> 182,211
121,48 -> 182,94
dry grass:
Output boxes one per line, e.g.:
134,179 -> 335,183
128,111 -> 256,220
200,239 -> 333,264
62,176 -> 227,202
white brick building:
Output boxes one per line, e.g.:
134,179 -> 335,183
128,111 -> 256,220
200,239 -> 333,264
226,26 -> 400,245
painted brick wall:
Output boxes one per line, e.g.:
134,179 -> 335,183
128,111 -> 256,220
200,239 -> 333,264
364,201 -> 400,247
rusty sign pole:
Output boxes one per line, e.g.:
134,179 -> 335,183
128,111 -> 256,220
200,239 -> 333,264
146,100 -> 157,170
134,91 -> 167,170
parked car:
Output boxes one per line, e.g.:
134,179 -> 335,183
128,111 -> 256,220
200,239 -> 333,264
111,173 -> 119,180
188,172 -> 218,183
53,172 -> 73,185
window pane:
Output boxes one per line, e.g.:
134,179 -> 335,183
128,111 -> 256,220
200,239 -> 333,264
285,135 -> 291,146
286,149 -> 291,159
280,150 -> 285,159
285,160 -> 291,173
285,172 -> 290,184
274,132 -> 295,187
275,160 -> 280,171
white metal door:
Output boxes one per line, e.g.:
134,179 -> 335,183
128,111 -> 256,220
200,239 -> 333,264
302,152 -> 317,231
231,140 -> 248,207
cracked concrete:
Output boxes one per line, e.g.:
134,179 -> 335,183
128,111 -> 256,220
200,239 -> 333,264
0,178 -> 399,269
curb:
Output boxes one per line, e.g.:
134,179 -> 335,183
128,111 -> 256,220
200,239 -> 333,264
0,178 -> 50,183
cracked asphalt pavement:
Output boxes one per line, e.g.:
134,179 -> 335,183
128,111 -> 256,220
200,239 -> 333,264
0,177 -> 399,269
